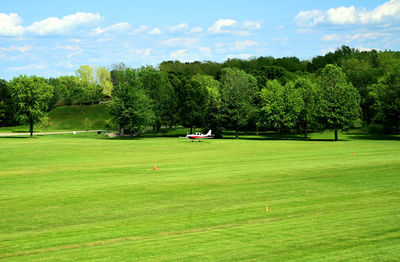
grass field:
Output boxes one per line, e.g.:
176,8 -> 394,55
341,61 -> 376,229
0,132 -> 399,261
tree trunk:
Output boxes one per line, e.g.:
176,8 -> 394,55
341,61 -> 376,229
190,126 -> 193,134
334,128 -> 338,141
235,129 -> 239,139
304,122 -> 308,139
29,120 -> 33,138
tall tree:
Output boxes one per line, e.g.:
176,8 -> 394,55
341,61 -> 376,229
9,76 -> 53,137
0,79 -> 18,127
369,64 -> 400,133
75,65 -> 96,85
108,78 -> 154,136
316,64 -> 361,140
179,77 -> 208,134
341,57 -> 378,124
219,67 -> 258,139
96,66 -> 114,97
139,66 -> 177,131
260,80 -> 303,137
293,77 -> 319,138
191,74 -> 222,137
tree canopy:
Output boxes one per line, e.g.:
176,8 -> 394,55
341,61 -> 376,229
9,75 -> 53,137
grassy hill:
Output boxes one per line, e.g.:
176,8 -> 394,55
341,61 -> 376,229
0,104 -> 111,133
48,104 -> 111,131
0,132 -> 399,260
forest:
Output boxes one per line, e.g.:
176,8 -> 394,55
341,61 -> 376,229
1,45 -> 399,139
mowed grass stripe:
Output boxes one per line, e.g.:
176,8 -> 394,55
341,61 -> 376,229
0,133 -> 399,261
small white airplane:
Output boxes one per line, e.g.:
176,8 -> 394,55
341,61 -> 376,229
181,130 -> 214,140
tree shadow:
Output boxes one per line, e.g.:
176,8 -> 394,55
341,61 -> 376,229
219,135 -> 337,142
0,136 -> 32,139
347,134 -> 400,141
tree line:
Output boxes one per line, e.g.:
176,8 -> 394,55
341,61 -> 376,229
0,46 -> 399,139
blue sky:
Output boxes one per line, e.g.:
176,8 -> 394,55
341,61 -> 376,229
1,0 -> 400,80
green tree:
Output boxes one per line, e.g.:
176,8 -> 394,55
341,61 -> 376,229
179,77 -> 208,134
108,82 -> 154,136
341,57 -> 378,124
260,80 -> 303,137
76,81 -> 103,105
219,67 -> 258,139
9,75 -> 53,137
96,66 -> 114,97
369,64 -> 400,133
139,66 -> 177,131
316,64 -> 361,140
191,74 -> 222,137
48,76 -> 82,105
0,79 -> 18,127
294,77 -> 319,138
75,65 -> 96,85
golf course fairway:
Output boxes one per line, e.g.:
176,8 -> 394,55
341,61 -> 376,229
0,132 -> 399,261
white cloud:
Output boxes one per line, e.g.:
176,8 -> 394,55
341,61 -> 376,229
243,20 -> 262,30
296,28 -> 313,34
0,44 -> 31,53
234,40 -> 258,50
54,45 -> 82,58
208,19 -> 237,33
171,49 -> 187,59
320,48 -> 336,55
225,53 -> 252,60
170,23 -> 189,32
190,27 -> 203,33
322,32 -> 390,42
147,28 -> 162,35
0,13 -> 25,36
170,49 -> 200,62
93,22 -> 131,35
321,34 -> 341,42
26,12 -> 102,35
347,32 -> 390,42
132,25 -> 149,35
54,45 -> 80,51
130,48 -> 151,56
294,0 -> 400,27
69,38 -> 81,43
161,38 -> 199,47
356,46 -> 381,52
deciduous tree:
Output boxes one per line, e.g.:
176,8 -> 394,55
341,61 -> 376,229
108,81 -> 154,136
260,80 -> 303,137
220,68 -> 258,139
316,64 -> 361,140
9,75 -> 53,137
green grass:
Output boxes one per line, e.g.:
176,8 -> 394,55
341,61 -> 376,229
0,132 -> 399,261
48,104 -> 111,131
0,104 -> 111,133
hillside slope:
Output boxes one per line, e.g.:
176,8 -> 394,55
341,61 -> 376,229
48,104 -> 111,130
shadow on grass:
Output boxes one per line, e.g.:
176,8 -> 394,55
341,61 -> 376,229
347,133 -> 400,141
219,135 -> 337,142
0,136 -> 32,139
71,128 -> 400,142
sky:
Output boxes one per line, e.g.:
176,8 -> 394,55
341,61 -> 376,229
1,0 -> 400,80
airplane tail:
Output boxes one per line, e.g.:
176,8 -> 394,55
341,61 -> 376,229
206,130 -> 212,136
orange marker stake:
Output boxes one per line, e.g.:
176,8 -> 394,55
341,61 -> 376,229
153,164 -> 159,172
265,205 -> 269,212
